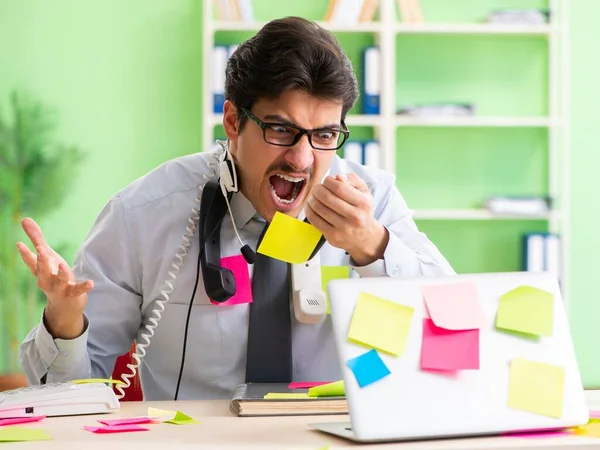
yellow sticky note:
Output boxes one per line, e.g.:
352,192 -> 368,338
575,419 -> 600,437
308,380 -> 345,397
165,411 -> 199,425
496,286 -> 554,336
72,378 -> 124,385
257,211 -> 322,264
264,393 -> 311,399
347,292 -> 414,356
0,427 -> 52,442
508,358 -> 564,418
147,407 -> 176,421
321,266 -> 350,314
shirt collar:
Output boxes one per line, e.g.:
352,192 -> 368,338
229,191 -> 262,229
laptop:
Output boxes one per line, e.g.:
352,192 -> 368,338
309,272 -> 589,443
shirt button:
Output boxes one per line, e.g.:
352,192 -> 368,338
60,351 -> 69,357
392,267 -> 399,276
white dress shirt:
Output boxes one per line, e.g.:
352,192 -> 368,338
20,148 -> 454,400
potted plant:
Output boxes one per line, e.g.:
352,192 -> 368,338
0,90 -> 85,388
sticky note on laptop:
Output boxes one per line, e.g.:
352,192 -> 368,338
508,358 -> 564,418
496,286 -> 554,336
347,292 -> 414,356
257,211 -> 322,264
321,266 -> 349,314
346,349 -> 391,388
420,319 -> 479,370
422,282 -> 484,330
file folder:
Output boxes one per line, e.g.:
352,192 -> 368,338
363,140 -> 380,168
342,141 -> 363,165
212,46 -> 228,113
362,46 -> 380,115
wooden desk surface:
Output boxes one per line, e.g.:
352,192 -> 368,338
12,391 -> 600,449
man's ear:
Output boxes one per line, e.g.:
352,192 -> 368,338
223,100 -> 239,143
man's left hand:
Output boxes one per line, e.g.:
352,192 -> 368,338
305,173 -> 389,266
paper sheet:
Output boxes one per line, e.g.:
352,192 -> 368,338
0,427 -> 52,442
321,266 -> 349,314
308,380 -> 345,397
288,381 -> 328,389
421,282 -> 484,330
496,285 -> 554,336
0,416 -> 45,427
508,358 -> 564,418
263,393 -> 311,399
98,416 -> 158,426
347,292 -> 414,356
420,319 -> 479,370
210,254 -> 253,305
346,349 -> 391,388
256,211 -> 322,263
83,425 -> 148,433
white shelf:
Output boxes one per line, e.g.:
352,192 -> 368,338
344,115 -> 383,127
212,20 -> 382,33
211,114 -> 223,127
412,209 -> 555,220
395,24 -> 554,36
395,116 -> 557,128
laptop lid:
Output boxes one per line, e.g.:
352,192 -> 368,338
327,272 -> 588,442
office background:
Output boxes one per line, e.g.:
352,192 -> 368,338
0,0 -> 598,386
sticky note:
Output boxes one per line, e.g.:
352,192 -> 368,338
83,424 -> 148,433
0,427 -> 52,442
321,266 -> 349,314
308,380 -> 345,397
575,420 -> 600,437
346,349 -> 391,388
210,254 -> 252,306
257,211 -> 322,263
421,282 -> 484,330
288,381 -> 328,389
590,410 -> 600,419
496,285 -> 554,336
0,416 -> 45,427
420,319 -> 479,370
147,407 -> 199,424
264,393 -> 311,399
98,416 -> 158,426
165,411 -> 199,425
71,378 -> 124,385
347,292 -> 414,356
508,358 -> 564,418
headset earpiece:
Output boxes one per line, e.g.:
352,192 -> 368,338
219,149 -> 238,194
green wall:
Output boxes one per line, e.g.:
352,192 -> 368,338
0,0 -> 598,386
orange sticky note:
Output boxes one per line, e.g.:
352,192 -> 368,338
421,282 -> 484,330
257,212 -> 322,263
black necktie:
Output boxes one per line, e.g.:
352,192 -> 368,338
245,224 -> 293,383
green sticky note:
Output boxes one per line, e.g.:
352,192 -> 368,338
165,411 -> 199,425
71,378 -> 125,385
496,286 -> 554,336
263,393 -> 312,399
308,380 -> 345,397
321,266 -> 350,314
508,358 -> 564,418
0,427 -> 52,442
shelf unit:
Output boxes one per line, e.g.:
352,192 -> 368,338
202,0 -> 569,306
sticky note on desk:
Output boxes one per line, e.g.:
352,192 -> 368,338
347,292 -> 414,356
147,407 -> 199,424
321,266 -> 349,314
346,349 -> 391,388
0,416 -> 45,427
210,254 -> 252,306
508,358 -> 564,418
72,378 -> 124,385
420,319 -> 479,370
257,211 -> 322,264
574,420 -> 600,438
0,427 -> 52,442
308,380 -> 345,397
264,393 -> 311,399
98,416 -> 158,426
422,282 -> 484,330
83,424 -> 148,433
496,286 -> 554,336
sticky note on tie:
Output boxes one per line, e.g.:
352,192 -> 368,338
0,427 -> 52,442
308,380 -> 345,397
264,393 -> 312,399
508,358 -> 564,418
257,211 -> 322,264
496,286 -> 554,336
347,292 -> 414,356
321,266 -> 349,314
210,254 -> 253,306
346,349 -> 391,388
420,319 -> 479,371
422,282 -> 484,330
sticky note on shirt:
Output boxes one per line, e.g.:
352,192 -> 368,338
0,427 -> 52,442
210,254 -> 252,306
496,286 -> 554,336
257,211 -> 322,264
420,319 -> 479,371
347,292 -> 414,356
321,266 -> 349,314
346,349 -> 391,388
422,282 -> 484,330
308,380 -> 345,397
508,358 -> 564,418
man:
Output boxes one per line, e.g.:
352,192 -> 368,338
19,17 -> 454,401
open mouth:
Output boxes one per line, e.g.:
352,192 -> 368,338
269,173 -> 307,207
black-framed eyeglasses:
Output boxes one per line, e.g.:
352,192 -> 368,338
240,107 -> 350,151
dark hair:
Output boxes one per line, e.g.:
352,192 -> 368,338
225,16 -> 359,131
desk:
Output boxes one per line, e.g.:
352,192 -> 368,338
14,391 -> 600,449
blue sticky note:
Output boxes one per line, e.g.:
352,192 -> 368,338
346,349 -> 391,388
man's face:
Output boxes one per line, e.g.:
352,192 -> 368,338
223,89 -> 343,222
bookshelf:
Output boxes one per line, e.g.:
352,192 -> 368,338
202,0 -> 570,306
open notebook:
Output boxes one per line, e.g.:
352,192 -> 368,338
229,383 -> 347,417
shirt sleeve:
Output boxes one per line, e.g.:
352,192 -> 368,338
350,175 -> 455,278
20,193 -> 143,384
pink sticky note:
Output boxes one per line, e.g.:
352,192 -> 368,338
288,382 -> 328,389
83,424 -> 149,433
422,282 -> 484,330
0,416 -> 45,427
98,416 -> 157,426
420,318 -> 479,370
503,430 -> 572,439
210,254 -> 253,306
590,410 -> 600,419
